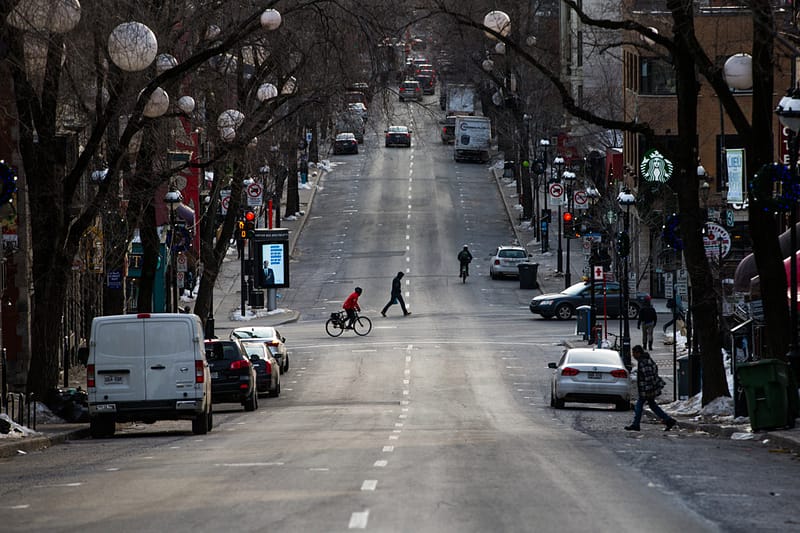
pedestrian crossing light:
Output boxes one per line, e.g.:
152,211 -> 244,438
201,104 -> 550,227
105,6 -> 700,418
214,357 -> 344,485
244,211 -> 256,239
237,219 -> 246,241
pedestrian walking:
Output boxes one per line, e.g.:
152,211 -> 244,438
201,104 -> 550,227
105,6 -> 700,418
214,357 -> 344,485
381,272 -> 411,317
625,345 -> 676,431
637,296 -> 657,350
663,294 -> 685,333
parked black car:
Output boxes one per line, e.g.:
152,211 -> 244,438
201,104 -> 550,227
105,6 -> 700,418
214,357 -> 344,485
529,281 -> 650,320
204,339 -> 258,411
240,341 -> 281,397
333,132 -> 359,154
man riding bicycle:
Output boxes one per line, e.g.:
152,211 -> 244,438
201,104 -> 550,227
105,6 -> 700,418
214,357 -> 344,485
342,287 -> 362,329
457,245 -> 473,277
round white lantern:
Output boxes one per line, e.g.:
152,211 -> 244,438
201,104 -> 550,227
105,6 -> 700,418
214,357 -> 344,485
177,96 -> 195,114
108,22 -> 158,72
206,25 -> 221,40
143,87 -> 169,118
7,0 -> 81,33
495,42 -> 506,54
257,83 -> 278,102
641,27 -> 659,46
217,109 -> 245,129
724,53 -> 753,91
156,53 -> 178,75
526,35 -> 537,47
483,10 -> 511,39
248,137 -> 259,149
220,127 -> 236,143
260,9 -> 282,30
481,59 -> 494,72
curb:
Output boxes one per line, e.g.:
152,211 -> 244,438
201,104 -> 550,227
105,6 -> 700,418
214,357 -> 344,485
0,426 -> 90,459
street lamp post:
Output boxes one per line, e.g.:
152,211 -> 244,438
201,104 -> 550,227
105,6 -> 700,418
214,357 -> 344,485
553,156 -> 566,273
618,189 -> 636,370
775,88 -> 800,379
562,170 -> 577,288
164,189 -> 183,313
586,187 -> 601,341
539,139 -> 551,243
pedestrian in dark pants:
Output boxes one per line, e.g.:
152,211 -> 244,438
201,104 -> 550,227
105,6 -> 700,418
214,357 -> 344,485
637,296 -> 657,350
381,272 -> 410,317
625,345 -> 676,431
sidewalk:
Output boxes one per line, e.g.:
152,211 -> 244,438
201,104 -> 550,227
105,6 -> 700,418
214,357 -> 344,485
491,161 -> 799,452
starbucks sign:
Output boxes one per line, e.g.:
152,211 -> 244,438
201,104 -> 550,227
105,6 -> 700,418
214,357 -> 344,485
640,149 -> 674,183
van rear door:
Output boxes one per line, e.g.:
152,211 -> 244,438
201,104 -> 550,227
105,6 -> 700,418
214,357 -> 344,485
93,317 -> 146,403
143,317 -> 200,401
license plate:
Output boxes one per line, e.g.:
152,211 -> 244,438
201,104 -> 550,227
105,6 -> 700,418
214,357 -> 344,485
211,372 -> 218,379
103,375 -> 125,385
588,372 -> 602,380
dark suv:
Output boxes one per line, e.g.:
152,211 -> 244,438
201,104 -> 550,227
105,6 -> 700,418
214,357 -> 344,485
204,339 -> 258,411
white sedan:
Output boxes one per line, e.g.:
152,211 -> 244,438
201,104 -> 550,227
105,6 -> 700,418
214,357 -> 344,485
548,348 -> 631,410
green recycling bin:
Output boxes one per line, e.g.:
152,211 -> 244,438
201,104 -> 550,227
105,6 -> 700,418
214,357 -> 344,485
736,359 -> 797,431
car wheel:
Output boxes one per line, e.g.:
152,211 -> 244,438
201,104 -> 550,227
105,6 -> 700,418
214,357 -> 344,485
550,390 -> 556,407
192,406 -> 210,435
270,380 -> 281,397
283,356 -> 289,373
385,143 -> 390,147
627,303 -> 640,320
553,395 -> 565,409
555,303 -> 574,320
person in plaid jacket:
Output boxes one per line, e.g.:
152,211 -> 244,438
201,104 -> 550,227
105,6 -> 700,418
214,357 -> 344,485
625,345 -> 677,432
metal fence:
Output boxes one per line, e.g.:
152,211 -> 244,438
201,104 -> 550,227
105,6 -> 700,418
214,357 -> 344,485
1,392 -> 37,431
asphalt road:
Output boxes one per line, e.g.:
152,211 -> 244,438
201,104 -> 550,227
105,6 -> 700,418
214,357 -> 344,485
1,92 -> 799,533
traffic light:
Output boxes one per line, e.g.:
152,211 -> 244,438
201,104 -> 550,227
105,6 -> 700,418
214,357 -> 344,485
244,211 -> 256,239
237,219 -> 246,241
563,211 -> 577,238
615,231 -> 630,257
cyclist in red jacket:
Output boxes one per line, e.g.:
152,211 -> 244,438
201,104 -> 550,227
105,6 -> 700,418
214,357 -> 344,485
343,287 -> 362,329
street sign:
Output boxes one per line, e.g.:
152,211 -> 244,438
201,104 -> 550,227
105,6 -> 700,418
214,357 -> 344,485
247,182 -> 263,207
220,191 -> 231,215
306,131 -> 313,143
177,253 -> 188,273
548,182 -> 564,205
703,222 -> 731,260
593,265 -> 604,281
573,190 -> 588,209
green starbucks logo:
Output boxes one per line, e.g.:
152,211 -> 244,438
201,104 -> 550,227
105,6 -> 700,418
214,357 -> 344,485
640,149 -> 674,183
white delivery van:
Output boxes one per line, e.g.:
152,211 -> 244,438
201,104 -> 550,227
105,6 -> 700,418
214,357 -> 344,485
83,313 -> 212,438
454,116 -> 492,163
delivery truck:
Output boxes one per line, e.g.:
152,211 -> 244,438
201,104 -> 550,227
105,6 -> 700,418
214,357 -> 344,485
454,116 -> 491,163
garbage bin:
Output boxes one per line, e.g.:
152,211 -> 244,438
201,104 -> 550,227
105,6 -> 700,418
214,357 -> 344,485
736,359 -> 796,431
575,305 -> 591,340
677,355 -> 690,400
249,290 -> 265,309
518,263 -> 539,289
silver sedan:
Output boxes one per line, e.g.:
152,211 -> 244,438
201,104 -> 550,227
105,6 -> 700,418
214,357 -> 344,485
548,348 -> 631,411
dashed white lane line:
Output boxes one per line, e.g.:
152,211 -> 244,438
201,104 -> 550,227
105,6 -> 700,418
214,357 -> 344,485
361,480 -> 378,491
383,446 -> 394,452
398,414 -> 407,419
395,423 -> 404,427
389,435 -> 399,440
309,467 -> 329,471
216,462 -> 284,467
402,390 -> 409,395
349,510 -> 370,529
374,460 -> 388,467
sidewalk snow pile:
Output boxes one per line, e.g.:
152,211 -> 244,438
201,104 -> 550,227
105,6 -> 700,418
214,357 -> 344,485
229,306 -> 291,321
0,414 -> 40,439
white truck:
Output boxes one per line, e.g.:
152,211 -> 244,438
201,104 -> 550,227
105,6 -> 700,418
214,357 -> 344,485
446,84 -> 475,116
83,313 -> 213,438
454,116 -> 492,163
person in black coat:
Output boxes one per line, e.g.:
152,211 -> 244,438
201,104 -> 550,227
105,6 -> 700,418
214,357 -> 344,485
381,272 -> 410,317
637,297 -> 658,350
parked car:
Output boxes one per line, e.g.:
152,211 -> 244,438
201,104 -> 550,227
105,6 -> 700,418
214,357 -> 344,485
84,313 -> 213,438
548,347 -> 631,411
335,111 -> 365,143
240,341 -> 281,397
399,80 -> 422,101
333,132 -> 359,155
439,116 -> 456,144
385,125 -> 412,147
529,280 -> 650,320
489,245 -> 531,279
230,326 -> 290,373
204,339 -> 258,411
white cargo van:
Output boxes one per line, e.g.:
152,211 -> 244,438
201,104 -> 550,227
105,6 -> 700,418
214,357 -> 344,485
454,116 -> 492,163
83,313 -> 212,438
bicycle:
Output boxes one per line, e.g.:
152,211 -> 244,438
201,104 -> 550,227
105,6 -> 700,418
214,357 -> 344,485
460,263 -> 469,283
325,310 -> 372,337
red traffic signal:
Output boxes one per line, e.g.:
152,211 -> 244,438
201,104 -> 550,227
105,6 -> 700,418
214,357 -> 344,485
245,211 -> 256,222
563,212 -> 573,223
243,211 -> 256,238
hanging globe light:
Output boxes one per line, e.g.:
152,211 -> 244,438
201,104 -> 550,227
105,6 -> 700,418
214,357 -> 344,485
156,53 -> 178,75
483,10 -> 511,39
257,83 -> 278,102
260,9 -> 282,30
724,53 -> 753,91
495,42 -> 506,54
220,127 -> 236,143
217,109 -> 245,129
142,87 -> 169,118
108,22 -> 158,72
7,0 -> 81,33
281,77 -> 297,95
205,24 -> 221,40
177,96 -> 195,114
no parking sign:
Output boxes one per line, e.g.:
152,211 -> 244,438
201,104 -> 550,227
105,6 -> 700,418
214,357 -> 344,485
548,182 -> 564,205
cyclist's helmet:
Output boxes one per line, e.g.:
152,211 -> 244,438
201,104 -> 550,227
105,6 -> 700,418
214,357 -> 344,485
355,287 -> 363,294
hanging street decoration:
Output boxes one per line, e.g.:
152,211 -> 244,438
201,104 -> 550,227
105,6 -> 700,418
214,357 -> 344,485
748,162 -> 799,212
0,160 -> 18,206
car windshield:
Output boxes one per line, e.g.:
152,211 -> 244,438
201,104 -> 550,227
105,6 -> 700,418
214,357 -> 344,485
233,327 -> 276,338
388,127 -> 407,133
561,282 -> 591,296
